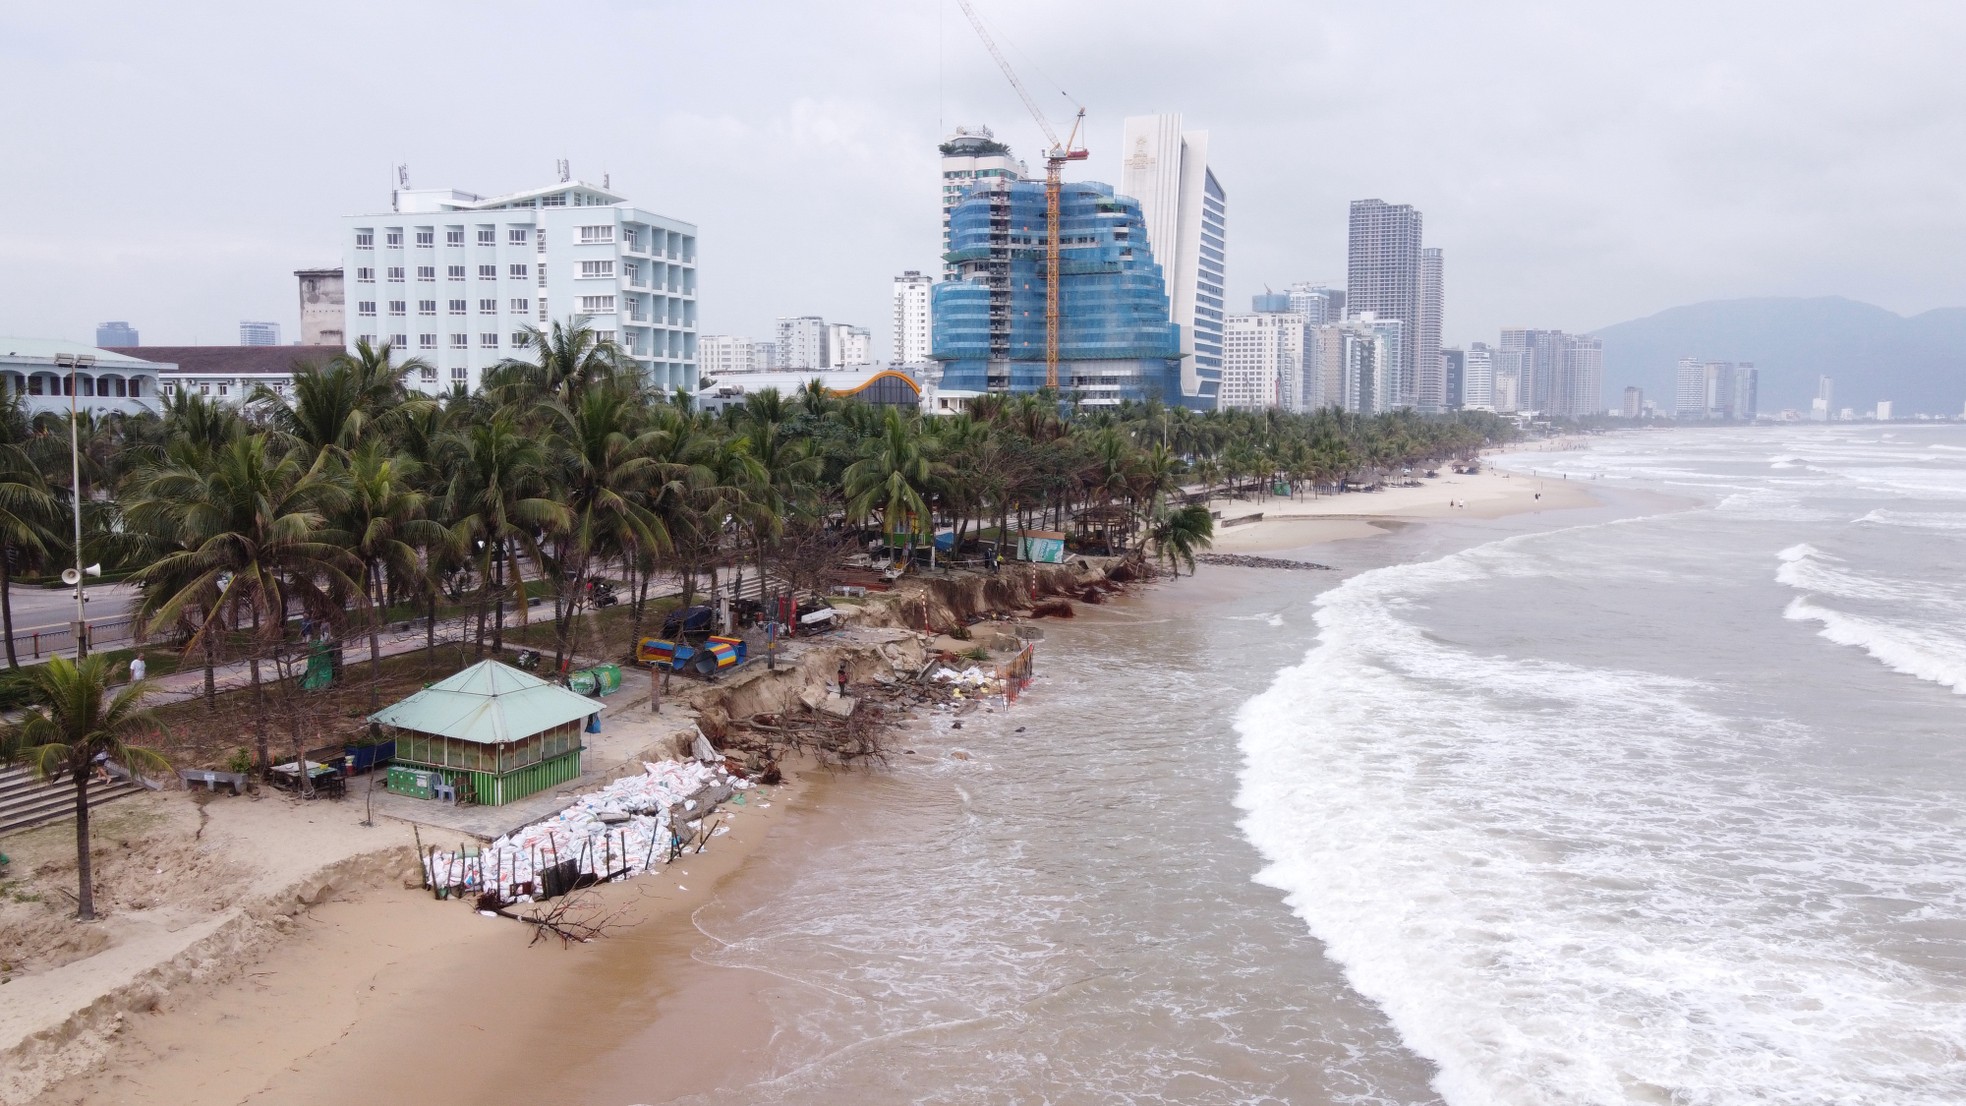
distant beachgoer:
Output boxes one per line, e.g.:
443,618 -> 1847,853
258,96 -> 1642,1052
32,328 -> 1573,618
836,662 -> 849,698
1535,492 -> 1542,500
92,750 -> 110,783
129,655 -> 146,683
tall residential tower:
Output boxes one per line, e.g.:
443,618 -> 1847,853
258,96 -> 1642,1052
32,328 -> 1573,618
1347,199 -> 1423,407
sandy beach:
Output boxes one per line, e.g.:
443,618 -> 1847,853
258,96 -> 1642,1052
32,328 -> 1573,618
4,462 -> 1607,1106
1203,463 -> 1600,554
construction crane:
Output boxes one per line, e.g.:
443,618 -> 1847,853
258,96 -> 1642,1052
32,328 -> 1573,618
955,0 -> 1088,390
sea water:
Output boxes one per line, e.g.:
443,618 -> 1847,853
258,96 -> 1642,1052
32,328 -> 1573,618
653,425 -> 1965,1105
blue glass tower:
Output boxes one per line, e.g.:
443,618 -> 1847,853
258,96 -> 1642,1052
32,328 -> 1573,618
931,179 -> 1188,407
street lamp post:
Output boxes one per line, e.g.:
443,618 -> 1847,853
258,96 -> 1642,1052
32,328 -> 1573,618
53,352 -> 93,658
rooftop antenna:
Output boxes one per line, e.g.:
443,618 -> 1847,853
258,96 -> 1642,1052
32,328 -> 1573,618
556,159 -> 571,183
392,163 -> 409,212
603,171 -> 610,189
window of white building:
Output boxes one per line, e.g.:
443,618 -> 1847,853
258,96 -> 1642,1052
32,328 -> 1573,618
415,229 -> 434,247
387,267 -> 404,282
593,330 -> 616,345
479,333 -> 498,349
511,331 -> 531,348
477,227 -> 496,246
578,295 -> 616,313
385,229 -> 402,247
478,265 -> 496,279
388,301 -> 406,316
447,265 -> 466,280
508,228 -> 529,245
357,301 -> 376,316
541,193 -> 567,207
449,333 -> 467,349
509,298 -> 530,313
421,364 -> 438,382
417,266 -> 435,281
577,225 -> 615,244
446,228 -> 464,247
418,334 -> 436,349
509,264 -> 529,279
391,333 -> 408,347
356,267 -> 374,282
355,231 -> 374,249
451,365 -> 467,381
579,260 -> 615,279
478,298 -> 496,313
418,300 -> 436,315
448,299 -> 466,315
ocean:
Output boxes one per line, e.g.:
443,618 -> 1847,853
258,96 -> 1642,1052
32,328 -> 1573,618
645,425 -> 1966,1105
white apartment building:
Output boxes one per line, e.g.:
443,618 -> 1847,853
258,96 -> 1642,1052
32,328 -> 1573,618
776,316 -> 827,370
893,271 -> 933,364
1122,114 -> 1226,408
1222,312 -> 1309,412
341,179 -> 697,394
1311,315 -> 1399,415
1286,282 -> 1344,325
699,335 -> 767,376
939,127 -> 1028,280
828,323 -> 872,367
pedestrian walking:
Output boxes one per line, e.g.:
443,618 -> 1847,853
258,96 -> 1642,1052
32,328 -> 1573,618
836,661 -> 849,699
128,655 -> 146,683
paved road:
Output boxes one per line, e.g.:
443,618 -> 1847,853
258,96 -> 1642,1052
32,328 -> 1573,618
6,581 -> 138,631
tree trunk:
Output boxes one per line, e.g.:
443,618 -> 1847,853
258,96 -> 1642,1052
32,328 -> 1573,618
0,551 -> 15,669
425,589 -> 437,663
491,545 -> 506,654
368,561 -> 383,712
202,617 -> 217,710
72,768 -> 95,920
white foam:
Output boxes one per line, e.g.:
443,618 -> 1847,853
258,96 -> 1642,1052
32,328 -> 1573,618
1782,596 -> 1966,695
1235,527 -> 1966,1105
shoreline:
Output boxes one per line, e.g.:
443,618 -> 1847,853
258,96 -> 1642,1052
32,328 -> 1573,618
9,476 -> 1611,1106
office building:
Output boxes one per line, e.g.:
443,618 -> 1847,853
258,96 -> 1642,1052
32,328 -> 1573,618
1286,282 -> 1344,325
939,126 -> 1027,281
893,271 -> 934,364
1442,347 -> 1464,409
1462,343 -> 1495,409
1251,292 -> 1292,313
1416,247 -> 1444,410
1875,400 -> 1894,420
296,267 -> 345,347
240,321 -> 281,347
1348,199 -> 1424,406
1813,375 -> 1834,421
1121,113 -> 1225,408
933,178 -> 1183,406
775,316 -> 827,370
1222,311 -> 1309,411
342,177 -> 697,394
1551,334 -> 1603,418
1489,347 -> 1527,412
95,321 -> 138,347
1622,386 -> 1644,419
1677,359 -> 1758,419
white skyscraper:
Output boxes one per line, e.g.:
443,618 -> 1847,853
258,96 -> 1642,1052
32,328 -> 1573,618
893,271 -> 933,364
1416,248 -> 1444,411
1285,283 -> 1344,325
828,322 -> 872,367
699,335 -> 769,377
239,321 -> 280,346
1462,343 -> 1496,409
1121,113 -> 1226,408
342,177 -> 697,393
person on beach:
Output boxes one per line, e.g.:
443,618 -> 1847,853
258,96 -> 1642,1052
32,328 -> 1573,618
836,662 -> 849,698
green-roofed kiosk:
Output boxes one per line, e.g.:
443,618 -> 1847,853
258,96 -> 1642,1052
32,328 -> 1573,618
369,660 -> 599,806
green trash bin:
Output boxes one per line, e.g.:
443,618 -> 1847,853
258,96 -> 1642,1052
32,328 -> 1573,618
568,669 -> 598,695
594,664 -> 622,696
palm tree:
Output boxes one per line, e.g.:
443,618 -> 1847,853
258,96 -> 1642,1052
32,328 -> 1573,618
541,387 -> 664,670
0,396 -> 59,667
339,442 -> 449,707
487,318 -> 625,406
1147,503 -> 1215,577
126,435 -> 360,767
843,408 -> 935,558
440,413 -> 569,655
1,654 -> 168,920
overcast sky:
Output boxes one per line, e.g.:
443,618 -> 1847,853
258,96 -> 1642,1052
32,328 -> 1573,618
7,0 -> 1966,356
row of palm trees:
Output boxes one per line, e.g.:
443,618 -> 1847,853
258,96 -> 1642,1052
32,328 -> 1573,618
0,321 -> 1517,717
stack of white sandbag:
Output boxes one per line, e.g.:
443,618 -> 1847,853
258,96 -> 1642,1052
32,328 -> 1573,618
422,758 -> 748,896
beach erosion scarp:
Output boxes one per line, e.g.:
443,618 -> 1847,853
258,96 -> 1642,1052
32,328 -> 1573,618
0,554 -> 1141,1106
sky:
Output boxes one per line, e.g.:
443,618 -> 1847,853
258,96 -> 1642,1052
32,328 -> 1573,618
6,0 -> 1966,357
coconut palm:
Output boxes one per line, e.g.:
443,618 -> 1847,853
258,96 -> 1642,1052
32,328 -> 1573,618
1147,503 -> 1215,577
440,412 -> 569,655
843,407 -> 935,555
0,396 -> 59,668
339,442 -> 449,707
1,654 -> 169,920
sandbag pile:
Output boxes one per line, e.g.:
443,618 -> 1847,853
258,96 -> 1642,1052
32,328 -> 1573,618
421,758 -> 747,898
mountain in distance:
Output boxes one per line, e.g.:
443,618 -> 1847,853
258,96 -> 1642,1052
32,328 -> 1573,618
1591,297 -> 1966,416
